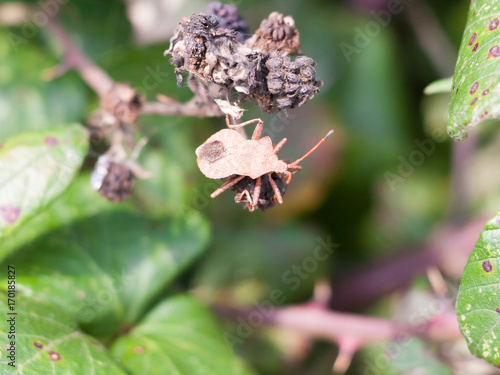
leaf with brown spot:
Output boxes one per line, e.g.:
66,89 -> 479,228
456,212 -> 500,366
448,0 -> 500,140
0,293 -> 126,374
1,210 -> 210,338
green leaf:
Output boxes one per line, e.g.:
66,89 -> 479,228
0,124 -> 88,240
1,210 -> 210,338
448,0 -> 500,141
388,337 -> 452,375
133,118 -> 201,217
0,28 -> 88,140
194,225 -> 334,303
424,77 -> 452,95
0,293 -> 126,375
111,295 -> 255,375
0,173 -> 132,262
456,212 -> 500,366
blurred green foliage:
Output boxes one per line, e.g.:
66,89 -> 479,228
1,0 -> 497,373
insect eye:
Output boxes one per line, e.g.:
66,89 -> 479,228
196,140 -> 228,163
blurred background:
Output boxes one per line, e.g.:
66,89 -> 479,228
2,0 -> 499,373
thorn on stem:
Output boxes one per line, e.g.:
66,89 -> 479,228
332,338 -> 359,374
313,278 -> 332,307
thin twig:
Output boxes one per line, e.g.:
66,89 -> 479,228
45,16 -> 114,96
0,2 -> 223,118
215,302 -> 462,344
141,98 -> 222,117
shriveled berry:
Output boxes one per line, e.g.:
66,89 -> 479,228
91,155 -> 134,202
256,52 -> 322,113
205,2 -> 249,43
165,12 -> 321,114
246,12 -> 300,55
101,83 -> 143,124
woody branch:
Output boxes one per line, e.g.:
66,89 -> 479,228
211,216 -> 482,371
215,303 -> 461,343
0,1 -> 221,118
214,300 -> 461,373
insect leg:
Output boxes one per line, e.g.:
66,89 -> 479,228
273,138 -> 288,153
211,175 -> 245,199
251,176 -> 262,209
235,190 -> 252,204
225,115 -> 264,140
268,174 -> 283,204
284,165 -> 302,184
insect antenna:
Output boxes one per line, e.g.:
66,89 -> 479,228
288,130 -> 333,167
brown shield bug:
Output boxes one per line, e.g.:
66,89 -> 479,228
196,115 -> 333,211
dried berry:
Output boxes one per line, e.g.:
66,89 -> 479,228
246,12 -> 300,55
256,52 -> 322,113
91,155 -> 134,202
205,2 -> 248,43
165,12 -> 321,114
166,13 -> 254,90
232,173 -> 287,211
101,83 -> 143,124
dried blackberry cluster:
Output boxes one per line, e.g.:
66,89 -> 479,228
88,84 -> 150,203
165,6 -> 322,114
232,173 -> 287,211
205,2 -> 248,43
246,12 -> 300,54
260,52 -> 321,113
165,13 -> 255,93
91,155 -> 134,203
101,83 -> 144,124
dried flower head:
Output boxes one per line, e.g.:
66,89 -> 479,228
91,155 -> 135,202
165,11 -> 321,114
205,2 -> 249,43
246,12 -> 300,55
101,83 -> 143,124
166,13 -> 254,90
232,173 -> 287,211
257,52 -> 322,113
